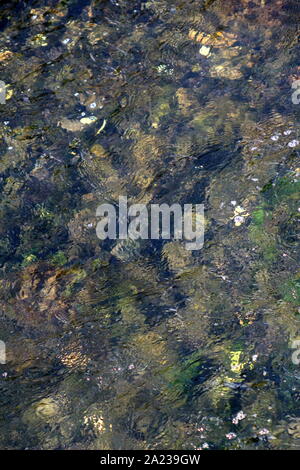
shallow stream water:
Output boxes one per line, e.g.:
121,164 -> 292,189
0,0 -> 299,450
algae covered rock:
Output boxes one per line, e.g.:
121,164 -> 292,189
162,241 -> 194,274
22,397 -> 61,425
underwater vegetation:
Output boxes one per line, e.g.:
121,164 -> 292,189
0,0 -> 299,450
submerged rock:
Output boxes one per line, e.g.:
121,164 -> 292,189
110,238 -> 144,262
22,397 -> 60,425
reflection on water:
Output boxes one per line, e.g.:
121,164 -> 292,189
0,0 -> 299,449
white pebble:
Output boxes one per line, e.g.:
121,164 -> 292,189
258,428 -> 270,436
232,411 -> 246,424
199,45 -> 211,57
234,215 -> 245,227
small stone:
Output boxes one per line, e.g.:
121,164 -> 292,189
90,144 -> 107,158
199,46 -> 211,57
0,50 -> 13,62
233,215 -> 245,227
80,116 -> 97,125
210,63 -> 243,80
258,428 -> 270,435
232,410 -> 246,424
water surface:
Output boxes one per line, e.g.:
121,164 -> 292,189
0,0 -> 299,450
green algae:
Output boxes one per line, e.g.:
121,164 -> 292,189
0,0 -> 299,451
